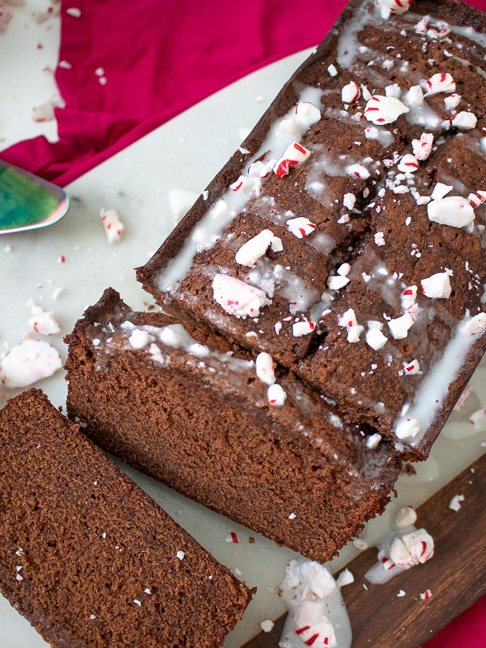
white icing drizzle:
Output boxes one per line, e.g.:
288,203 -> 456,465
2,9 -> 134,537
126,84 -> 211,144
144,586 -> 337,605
279,560 -> 352,648
336,0 -> 372,68
397,317 -> 485,446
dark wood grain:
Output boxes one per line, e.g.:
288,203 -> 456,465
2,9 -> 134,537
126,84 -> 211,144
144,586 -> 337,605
243,453 -> 486,648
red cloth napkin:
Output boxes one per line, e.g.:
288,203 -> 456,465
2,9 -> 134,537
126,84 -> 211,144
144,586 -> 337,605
2,1 -> 485,645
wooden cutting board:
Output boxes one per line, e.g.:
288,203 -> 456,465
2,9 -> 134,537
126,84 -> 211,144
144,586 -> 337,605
243,452 -> 486,648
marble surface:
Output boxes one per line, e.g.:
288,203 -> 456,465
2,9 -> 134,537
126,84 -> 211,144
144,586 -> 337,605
0,26 -> 485,648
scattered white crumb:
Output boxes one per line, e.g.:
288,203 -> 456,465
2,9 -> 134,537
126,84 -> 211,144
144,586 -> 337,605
448,494 -> 465,511
261,620 -> 274,633
176,550 -> 185,561
288,512 -> 296,520
133,599 -> 141,606
397,590 -> 406,597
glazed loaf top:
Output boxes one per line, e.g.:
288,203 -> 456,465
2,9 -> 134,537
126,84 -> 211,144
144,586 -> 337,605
138,0 -> 486,451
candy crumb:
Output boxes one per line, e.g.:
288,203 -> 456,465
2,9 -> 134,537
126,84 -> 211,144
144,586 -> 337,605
420,589 -> 432,600
448,494 -> 465,512
261,620 -> 274,633
397,590 -> 406,597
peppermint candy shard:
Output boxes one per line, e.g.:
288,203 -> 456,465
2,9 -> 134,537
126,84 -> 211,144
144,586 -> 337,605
364,95 -> 409,125
451,111 -> 478,130
397,154 -> 419,173
377,0 -> 412,19
404,359 -> 420,375
468,191 -> 486,208
294,102 -> 321,128
274,142 -> 311,178
267,383 -> 287,406
342,81 -> 361,104
346,163 -> 370,179
212,273 -> 269,318
255,352 -> 276,385
235,229 -> 275,267
427,196 -> 475,229
412,133 -> 434,161
366,328 -> 388,350
286,217 -> 317,239
292,320 -> 316,338
395,417 -> 421,439
422,72 -> 456,96
421,272 -> 452,299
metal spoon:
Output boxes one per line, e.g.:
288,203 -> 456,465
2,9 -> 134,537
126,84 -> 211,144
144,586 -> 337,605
0,160 -> 69,234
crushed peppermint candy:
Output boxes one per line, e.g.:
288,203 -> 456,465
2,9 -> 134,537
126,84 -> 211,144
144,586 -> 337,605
376,0 -> 412,18
366,327 -> 388,350
470,408 -> 486,431
448,494 -> 465,511
235,229 -> 274,267
338,308 -> 364,343
374,231 -> 385,246
212,273 -> 269,318
255,352 -> 276,385
406,85 -> 424,107
421,272 -> 452,299
397,154 -> 419,173
366,433 -> 382,449
267,383 -> 287,406
444,93 -> 461,110
364,95 -> 409,125
451,111 -> 478,130
100,208 -> 124,244
292,320 -> 316,337
395,417 -> 420,440
286,217 -> 316,239
412,133 -> 434,160
431,183 -> 453,201
343,193 -> 356,210
427,196 -> 475,229
390,529 -> 434,567
294,102 -> 321,128
393,506 -> 417,529
327,64 -> 338,77
176,550 -> 185,560
28,306 -> 61,336
346,163 -> 370,179
274,142 -> 311,178
0,340 -> 62,388
336,569 -> 354,587
404,359 -> 420,375
327,275 -> 350,290
420,589 -> 433,600
261,620 -> 274,633
342,81 -> 360,104
388,311 -> 417,340
423,72 -> 456,96
230,175 -> 262,196
129,329 -> 152,349
468,191 -> 486,209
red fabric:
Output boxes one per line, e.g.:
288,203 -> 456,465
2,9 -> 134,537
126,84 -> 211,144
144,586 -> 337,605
1,1 -> 486,642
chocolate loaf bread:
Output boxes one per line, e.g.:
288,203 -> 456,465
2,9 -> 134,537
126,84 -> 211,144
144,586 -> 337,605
0,389 -> 251,648
65,289 -> 401,563
137,0 -> 486,456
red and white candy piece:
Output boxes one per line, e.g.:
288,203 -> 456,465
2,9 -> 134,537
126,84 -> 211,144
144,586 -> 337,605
0,340 -> 62,388
404,359 -> 420,375
376,0 -> 412,19
327,275 -> 350,290
374,231 -> 385,247
421,272 -> 452,299
274,142 -> 311,178
276,118 -> 300,138
343,193 -> 356,210
342,81 -> 361,104
230,175 -> 262,196
406,85 -> 424,108
364,95 -> 409,125
412,133 -> 434,161
286,216 -> 316,239
401,286 -> 417,309
292,320 -> 316,337
393,505 -> 417,529
294,101 -> 321,128
468,191 -> 486,208
248,158 -> 276,179
346,163 -> 370,179
366,327 -> 388,350
338,308 -> 364,343
451,111 -> 478,130
414,15 -> 428,33
390,529 -> 434,567
293,600 -> 337,648
385,84 -> 401,99
336,569 -> 354,587
212,273 -> 269,318
397,154 -> 419,173
422,72 -> 456,96
470,408 -> 486,431
28,306 -> 60,336
267,383 -> 287,407
235,229 -> 274,267
395,417 -> 421,439
444,94 -> 461,110
388,311 -> 416,340
100,208 -> 124,244
255,352 -> 276,385
462,313 -> 486,336
420,589 -> 433,600
431,183 -> 453,200
427,196 -> 475,229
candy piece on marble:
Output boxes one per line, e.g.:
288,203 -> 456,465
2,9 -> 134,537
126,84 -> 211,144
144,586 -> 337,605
248,158 -> 277,179
260,620 -> 274,633
388,312 -> 416,340
169,188 -> 198,224
28,307 -> 61,336
292,320 -> 316,338
396,529 -> 434,566
255,352 -> 276,386
294,101 -> 321,128
343,193 -> 356,210
293,600 -> 337,648
366,433 -> 382,449
364,95 -> 409,125
444,94 -> 461,110
336,569 -> 354,587
448,494 -> 465,511
451,111 -> 478,130
327,275 -> 350,290
286,217 -> 316,239
346,163 -> 370,179
470,408 -> 486,431
404,359 -> 420,375
353,538 -> 369,550
395,417 -> 421,439
421,272 -> 452,299
129,329 -> 152,349
267,383 -> 287,406
468,191 -> 486,208
420,589 -> 433,600
427,196 -> 475,228
235,229 -> 274,267
0,340 -> 62,388
374,231 -> 385,246
100,208 -> 124,244
412,133 -> 434,160
274,142 -> 311,178
394,506 -> 417,529
230,175 -> 262,196
423,72 -> 456,96
431,183 -> 453,200
376,0 -> 412,19
212,273 -> 269,318
342,81 -> 361,104
366,327 -> 388,350
406,85 -> 424,107
397,154 -> 419,173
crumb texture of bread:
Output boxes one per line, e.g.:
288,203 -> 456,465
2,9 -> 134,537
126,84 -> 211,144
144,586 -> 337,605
0,389 -> 251,648
65,289 -> 401,563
